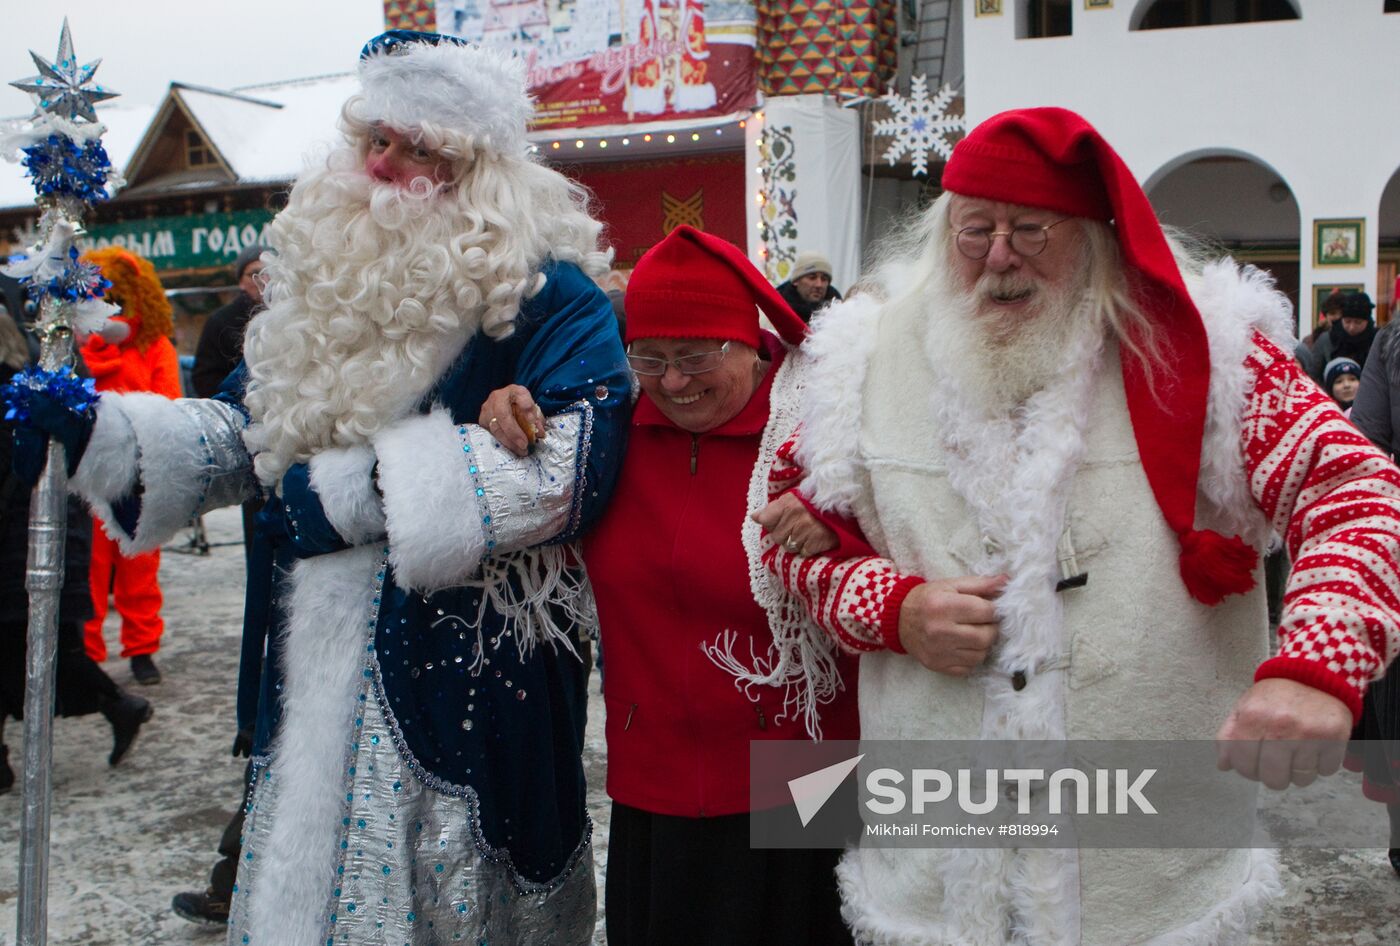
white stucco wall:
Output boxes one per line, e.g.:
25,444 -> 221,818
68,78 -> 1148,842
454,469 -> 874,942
961,0 -> 1400,330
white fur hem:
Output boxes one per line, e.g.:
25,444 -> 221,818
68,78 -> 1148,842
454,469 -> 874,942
837,848 -> 1278,946
75,393 -> 206,555
1141,849 -> 1281,946
244,546 -> 381,945
374,408 -> 487,592
307,444 -> 386,545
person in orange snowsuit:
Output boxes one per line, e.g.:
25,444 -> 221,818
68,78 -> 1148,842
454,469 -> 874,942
78,247 -> 181,685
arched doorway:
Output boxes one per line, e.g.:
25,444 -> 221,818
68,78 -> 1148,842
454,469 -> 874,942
1375,165 -> 1400,324
1146,149 -> 1301,324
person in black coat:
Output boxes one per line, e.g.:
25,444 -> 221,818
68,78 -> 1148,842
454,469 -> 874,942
191,244 -> 267,399
774,251 -> 842,323
1310,290 -> 1378,387
1346,319 -> 1400,879
172,243 -> 268,924
0,308 -> 151,792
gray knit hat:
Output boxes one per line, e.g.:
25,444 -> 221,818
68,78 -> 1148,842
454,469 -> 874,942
233,244 -> 269,281
790,251 -> 832,281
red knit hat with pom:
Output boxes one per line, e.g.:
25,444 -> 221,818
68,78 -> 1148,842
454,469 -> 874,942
944,107 -> 1257,606
625,225 -> 807,348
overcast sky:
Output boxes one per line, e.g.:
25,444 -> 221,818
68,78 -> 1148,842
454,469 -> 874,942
2,0 -> 389,116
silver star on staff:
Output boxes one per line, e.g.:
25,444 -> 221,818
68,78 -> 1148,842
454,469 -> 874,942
10,18 -> 119,123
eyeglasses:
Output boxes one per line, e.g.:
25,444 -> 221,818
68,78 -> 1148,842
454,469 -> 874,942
954,219 -> 1071,260
626,341 -> 730,376
248,270 -> 271,293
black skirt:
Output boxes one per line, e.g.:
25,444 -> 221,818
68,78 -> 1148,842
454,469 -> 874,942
606,801 -> 854,946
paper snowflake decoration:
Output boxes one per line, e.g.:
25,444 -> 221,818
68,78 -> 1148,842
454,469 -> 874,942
871,75 -> 964,178
10,19 -> 118,124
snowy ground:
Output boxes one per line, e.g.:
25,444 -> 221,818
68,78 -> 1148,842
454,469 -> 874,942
0,505 -> 1397,944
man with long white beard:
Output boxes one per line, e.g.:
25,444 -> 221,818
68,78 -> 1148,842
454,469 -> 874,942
12,31 -> 628,946
752,108 -> 1400,944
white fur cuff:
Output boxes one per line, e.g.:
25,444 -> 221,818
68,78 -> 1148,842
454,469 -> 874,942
69,397 -> 138,503
307,444 -> 386,546
76,393 -> 208,555
373,409 -> 487,593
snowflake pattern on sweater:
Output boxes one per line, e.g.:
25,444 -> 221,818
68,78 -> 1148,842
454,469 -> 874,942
765,332 -> 1400,718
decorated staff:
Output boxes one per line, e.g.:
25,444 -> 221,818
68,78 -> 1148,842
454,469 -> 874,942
0,20 -> 119,946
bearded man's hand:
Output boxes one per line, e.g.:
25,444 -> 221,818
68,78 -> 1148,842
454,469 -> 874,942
1215,678 -> 1353,790
897,575 -> 1006,676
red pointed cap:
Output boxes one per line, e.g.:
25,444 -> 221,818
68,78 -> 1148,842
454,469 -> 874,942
945,107 -> 1256,604
625,225 -> 807,348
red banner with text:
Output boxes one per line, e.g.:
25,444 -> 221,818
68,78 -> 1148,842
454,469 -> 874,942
438,0 -> 757,130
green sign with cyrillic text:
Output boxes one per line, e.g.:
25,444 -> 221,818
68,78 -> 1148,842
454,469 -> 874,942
78,209 -> 276,272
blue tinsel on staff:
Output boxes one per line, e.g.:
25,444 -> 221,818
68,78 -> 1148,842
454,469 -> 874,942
20,134 -> 113,205
0,365 -> 100,424
19,246 -> 111,305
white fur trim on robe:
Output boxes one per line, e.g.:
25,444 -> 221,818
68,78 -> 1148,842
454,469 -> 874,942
794,291 -> 884,516
243,545 -> 382,945
307,443 -> 386,545
71,393 -> 250,555
372,404 -> 587,593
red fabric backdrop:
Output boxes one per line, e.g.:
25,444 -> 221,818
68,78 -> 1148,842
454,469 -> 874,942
564,152 -> 746,269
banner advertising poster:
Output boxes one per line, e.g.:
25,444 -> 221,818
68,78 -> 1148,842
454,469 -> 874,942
564,153 -> 745,268
442,0 -> 758,130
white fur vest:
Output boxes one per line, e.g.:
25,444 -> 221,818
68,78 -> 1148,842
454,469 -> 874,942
797,261 -> 1295,946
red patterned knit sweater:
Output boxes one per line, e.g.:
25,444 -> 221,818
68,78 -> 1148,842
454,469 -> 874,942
763,332 -> 1400,722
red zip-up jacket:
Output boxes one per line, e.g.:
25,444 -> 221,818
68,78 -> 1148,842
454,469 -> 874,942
583,335 -> 860,817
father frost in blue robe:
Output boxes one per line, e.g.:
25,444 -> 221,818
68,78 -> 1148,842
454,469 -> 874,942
61,33 -> 629,946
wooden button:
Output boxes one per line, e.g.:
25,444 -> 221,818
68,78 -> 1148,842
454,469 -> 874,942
1011,671 -> 1027,691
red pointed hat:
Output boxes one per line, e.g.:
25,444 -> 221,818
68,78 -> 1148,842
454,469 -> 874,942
625,225 -> 807,348
944,107 -> 1256,605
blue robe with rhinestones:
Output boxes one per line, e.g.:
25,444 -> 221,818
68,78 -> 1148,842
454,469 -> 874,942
198,259 -> 629,943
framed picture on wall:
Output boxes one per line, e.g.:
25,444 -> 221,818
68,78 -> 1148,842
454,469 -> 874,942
1314,218 -> 1365,268
1313,283 -> 1364,319
975,0 -> 1003,16
1085,0 -> 1113,9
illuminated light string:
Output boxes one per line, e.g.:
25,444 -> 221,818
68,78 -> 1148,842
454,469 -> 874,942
538,122 -> 735,151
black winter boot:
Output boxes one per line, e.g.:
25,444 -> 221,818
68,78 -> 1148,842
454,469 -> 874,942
99,691 -> 152,766
130,653 -> 161,685
171,888 -> 230,925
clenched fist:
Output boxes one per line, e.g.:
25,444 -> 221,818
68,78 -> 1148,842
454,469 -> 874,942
897,575 -> 1007,677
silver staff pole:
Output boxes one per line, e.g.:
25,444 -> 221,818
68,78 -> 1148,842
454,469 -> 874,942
5,20 -> 119,946
17,315 -> 74,946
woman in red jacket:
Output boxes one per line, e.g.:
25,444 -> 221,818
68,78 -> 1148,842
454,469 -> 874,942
78,247 -> 181,685
582,227 -> 858,946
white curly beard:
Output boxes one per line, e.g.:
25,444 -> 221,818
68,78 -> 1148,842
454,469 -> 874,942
242,151 -> 487,488
927,260 -> 1103,415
